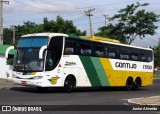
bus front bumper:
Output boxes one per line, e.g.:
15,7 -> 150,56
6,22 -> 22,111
12,78 -> 45,87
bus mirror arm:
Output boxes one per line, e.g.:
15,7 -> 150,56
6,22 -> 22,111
39,45 -> 47,59
5,46 -> 14,58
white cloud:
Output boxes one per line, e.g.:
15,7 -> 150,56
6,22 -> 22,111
7,0 -> 81,15
4,0 -> 15,14
155,28 -> 160,34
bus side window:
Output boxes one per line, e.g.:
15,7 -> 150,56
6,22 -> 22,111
119,47 -> 130,60
130,49 -> 139,61
140,52 -> 146,62
108,46 -> 117,59
146,51 -> 152,62
64,40 -> 76,55
108,53 -> 115,58
104,47 -> 108,57
95,44 -> 105,57
64,48 -> 74,54
80,42 -> 92,56
82,49 -> 91,55
147,57 -> 151,62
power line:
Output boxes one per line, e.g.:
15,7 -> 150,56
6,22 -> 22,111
14,0 -> 83,14
12,0 -> 140,17
3,0 -> 149,27
5,0 -> 156,26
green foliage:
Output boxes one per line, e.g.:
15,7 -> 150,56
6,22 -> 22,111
96,2 -> 159,44
43,16 -> 86,35
3,28 -> 13,45
96,24 -> 126,43
3,16 -> 86,45
154,45 -> 160,67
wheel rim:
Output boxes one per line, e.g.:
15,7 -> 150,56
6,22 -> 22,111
64,80 -> 74,92
65,81 -> 73,90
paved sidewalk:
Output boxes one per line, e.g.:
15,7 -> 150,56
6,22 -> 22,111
0,79 -> 14,88
0,79 -> 22,89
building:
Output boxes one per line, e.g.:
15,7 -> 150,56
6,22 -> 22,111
0,45 -> 14,80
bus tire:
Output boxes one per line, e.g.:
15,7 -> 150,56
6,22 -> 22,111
125,77 -> 133,91
63,76 -> 75,93
133,77 -> 141,90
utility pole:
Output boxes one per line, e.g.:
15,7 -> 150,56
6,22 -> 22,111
0,0 -> 9,45
11,25 -> 16,44
103,15 -> 108,26
84,8 -> 95,36
158,37 -> 160,46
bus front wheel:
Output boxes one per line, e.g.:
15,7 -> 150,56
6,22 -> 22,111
63,77 -> 75,92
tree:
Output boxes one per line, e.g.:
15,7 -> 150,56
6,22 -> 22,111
43,16 -> 86,35
3,16 -> 86,45
96,2 -> 160,44
96,24 -> 126,43
3,28 -> 13,45
154,45 -> 160,67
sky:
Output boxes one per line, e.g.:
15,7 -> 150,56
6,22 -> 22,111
3,0 -> 160,47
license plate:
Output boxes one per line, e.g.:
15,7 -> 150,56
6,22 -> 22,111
21,81 -> 27,85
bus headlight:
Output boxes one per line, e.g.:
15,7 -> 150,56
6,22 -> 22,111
13,75 -> 17,78
33,76 -> 43,80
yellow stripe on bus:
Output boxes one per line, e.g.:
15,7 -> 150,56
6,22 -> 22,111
100,58 -> 153,87
100,58 -> 115,86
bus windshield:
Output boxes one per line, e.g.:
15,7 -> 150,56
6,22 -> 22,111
13,48 -> 44,72
18,36 -> 48,47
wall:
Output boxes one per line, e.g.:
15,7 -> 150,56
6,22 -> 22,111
0,55 -> 13,80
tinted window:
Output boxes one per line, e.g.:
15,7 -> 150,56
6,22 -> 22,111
80,42 -> 92,56
140,51 -> 146,62
119,47 -> 130,60
18,37 -> 48,47
146,51 -> 153,62
95,44 -> 105,57
130,49 -> 139,61
64,40 -> 77,55
108,45 -> 117,59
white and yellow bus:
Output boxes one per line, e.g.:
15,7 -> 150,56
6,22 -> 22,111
6,33 -> 154,92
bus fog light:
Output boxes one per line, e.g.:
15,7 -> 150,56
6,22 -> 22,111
33,76 -> 43,80
36,82 -> 42,85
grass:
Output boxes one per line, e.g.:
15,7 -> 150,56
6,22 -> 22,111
154,73 -> 160,79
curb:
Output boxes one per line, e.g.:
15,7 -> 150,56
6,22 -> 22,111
0,79 -> 14,89
128,96 -> 160,105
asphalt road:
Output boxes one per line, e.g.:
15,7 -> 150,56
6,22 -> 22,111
0,80 -> 160,114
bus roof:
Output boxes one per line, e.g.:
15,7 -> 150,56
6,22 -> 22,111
21,33 -> 68,38
21,33 -> 152,51
68,34 -> 152,51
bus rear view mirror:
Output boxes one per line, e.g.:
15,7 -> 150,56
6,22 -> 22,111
39,45 -> 47,59
5,46 -> 14,59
